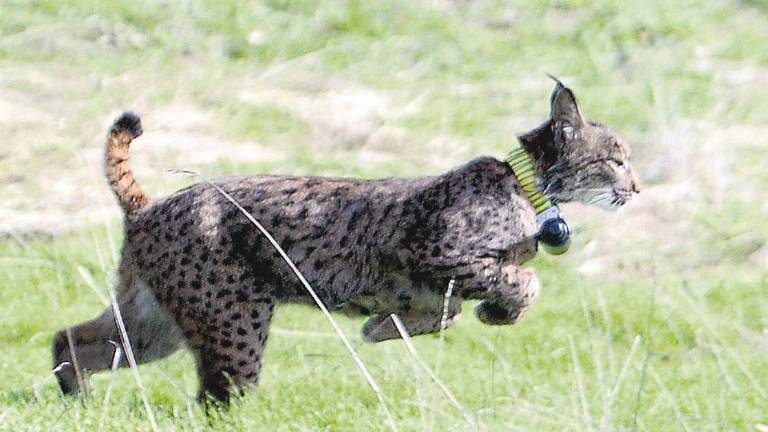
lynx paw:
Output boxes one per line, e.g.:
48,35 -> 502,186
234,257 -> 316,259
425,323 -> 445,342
475,267 -> 540,325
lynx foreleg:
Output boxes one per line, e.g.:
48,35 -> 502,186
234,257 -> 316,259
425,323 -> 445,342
474,266 -> 540,325
362,301 -> 462,343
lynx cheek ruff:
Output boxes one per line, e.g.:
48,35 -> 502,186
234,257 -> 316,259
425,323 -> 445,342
506,147 -> 572,255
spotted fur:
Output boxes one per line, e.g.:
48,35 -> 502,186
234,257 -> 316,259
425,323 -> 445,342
53,81 -> 639,404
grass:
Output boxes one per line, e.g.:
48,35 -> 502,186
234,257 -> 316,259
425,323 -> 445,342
1,0 -> 767,430
2,228 -> 766,430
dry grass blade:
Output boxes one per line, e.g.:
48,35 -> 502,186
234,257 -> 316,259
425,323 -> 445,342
172,169 -> 399,432
633,274 -> 658,432
681,292 -> 767,400
97,341 -> 122,432
568,334 -> 593,431
65,327 -> 88,398
609,335 -> 642,401
648,364 -> 691,432
77,265 -> 110,306
439,279 -> 455,344
390,313 -> 479,431
603,334 -> 642,428
156,365 -> 197,424
632,351 -> 652,432
434,278 -> 455,381
475,335 -> 516,391
111,300 -> 159,432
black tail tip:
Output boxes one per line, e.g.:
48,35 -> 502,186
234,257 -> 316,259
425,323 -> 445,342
112,111 -> 143,138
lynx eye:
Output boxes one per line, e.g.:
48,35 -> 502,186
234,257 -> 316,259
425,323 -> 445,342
608,158 -> 625,169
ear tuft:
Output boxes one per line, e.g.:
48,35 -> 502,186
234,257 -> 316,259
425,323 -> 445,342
546,73 -> 564,86
549,79 -> 584,132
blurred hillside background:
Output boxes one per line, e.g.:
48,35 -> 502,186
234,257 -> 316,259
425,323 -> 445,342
1,0 -> 767,430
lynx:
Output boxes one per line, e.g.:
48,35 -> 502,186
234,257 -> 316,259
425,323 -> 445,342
53,80 -> 639,404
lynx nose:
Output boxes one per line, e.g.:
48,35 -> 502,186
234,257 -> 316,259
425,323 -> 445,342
629,171 -> 641,194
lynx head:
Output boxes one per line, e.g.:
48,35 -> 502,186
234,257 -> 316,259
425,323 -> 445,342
518,79 -> 640,209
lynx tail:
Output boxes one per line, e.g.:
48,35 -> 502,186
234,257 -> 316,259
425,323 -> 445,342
104,112 -> 150,213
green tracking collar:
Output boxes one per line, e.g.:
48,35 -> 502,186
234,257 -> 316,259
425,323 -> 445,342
506,147 -> 571,255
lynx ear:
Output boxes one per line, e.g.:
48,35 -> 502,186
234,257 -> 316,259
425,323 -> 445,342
518,120 -> 558,172
548,78 -> 585,143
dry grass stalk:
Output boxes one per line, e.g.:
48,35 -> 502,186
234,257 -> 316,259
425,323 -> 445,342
681,292 -> 767,400
602,334 -> 642,429
568,334 -> 593,431
97,341 -> 122,432
78,265 -> 110,306
65,327 -> 88,398
648,364 -> 691,432
78,256 -> 159,430
433,278 -> 455,389
438,279 -> 455,344
390,313 -> 478,431
111,300 -> 159,432
155,365 -> 197,424
608,335 -> 642,405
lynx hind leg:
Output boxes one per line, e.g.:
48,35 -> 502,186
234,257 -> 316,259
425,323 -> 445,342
475,266 -> 540,325
362,301 -> 462,343
179,292 -> 275,405
52,281 -> 183,395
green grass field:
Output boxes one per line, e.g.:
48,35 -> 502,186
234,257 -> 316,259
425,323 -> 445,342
1,0 -> 767,430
